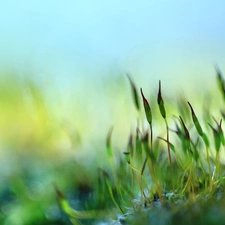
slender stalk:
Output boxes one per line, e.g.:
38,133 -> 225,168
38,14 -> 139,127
205,146 -> 213,190
142,138 -> 163,202
215,150 -> 220,181
165,119 -> 174,191
150,123 -> 154,170
129,163 -> 147,199
146,158 -> 163,202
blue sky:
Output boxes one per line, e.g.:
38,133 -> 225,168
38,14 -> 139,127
0,0 -> 225,91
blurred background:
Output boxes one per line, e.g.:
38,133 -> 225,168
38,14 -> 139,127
0,1 -> 225,224
0,0 -> 225,139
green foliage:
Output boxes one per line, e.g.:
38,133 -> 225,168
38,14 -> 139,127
157,80 -> 166,119
188,101 -> 203,136
140,88 -> 152,125
216,65 -> 225,102
106,126 -> 114,158
126,73 -> 140,111
54,67 -> 225,224
3,67 -> 225,225
179,115 -> 191,151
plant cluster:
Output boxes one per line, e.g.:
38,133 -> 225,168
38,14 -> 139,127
56,68 -> 225,225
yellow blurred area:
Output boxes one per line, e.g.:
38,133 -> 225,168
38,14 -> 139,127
0,70 -> 219,161
0,75 -> 78,158
0,73 -> 138,162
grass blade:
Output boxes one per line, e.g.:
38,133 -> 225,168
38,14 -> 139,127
218,119 -> 225,146
215,66 -> 225,101
157,80 -> 166,119
208,122 -> 221,152
202,132 -> 210,147
123,152 -> 131,164
106,126 -> 114,158
179,116 -> 191,150
100,169 -> 124,214
187,101 -> 203,136
54,184 -> 97,220
140,88 -> 152,125
126,73 -> 140,111
127,132 -> 134,157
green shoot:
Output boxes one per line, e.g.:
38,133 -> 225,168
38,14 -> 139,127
157,80 -> 173,191
126,73 -> 140,111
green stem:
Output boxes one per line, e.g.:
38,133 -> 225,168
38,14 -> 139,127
205,146 -> 213,190
165,119 -> 174,191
